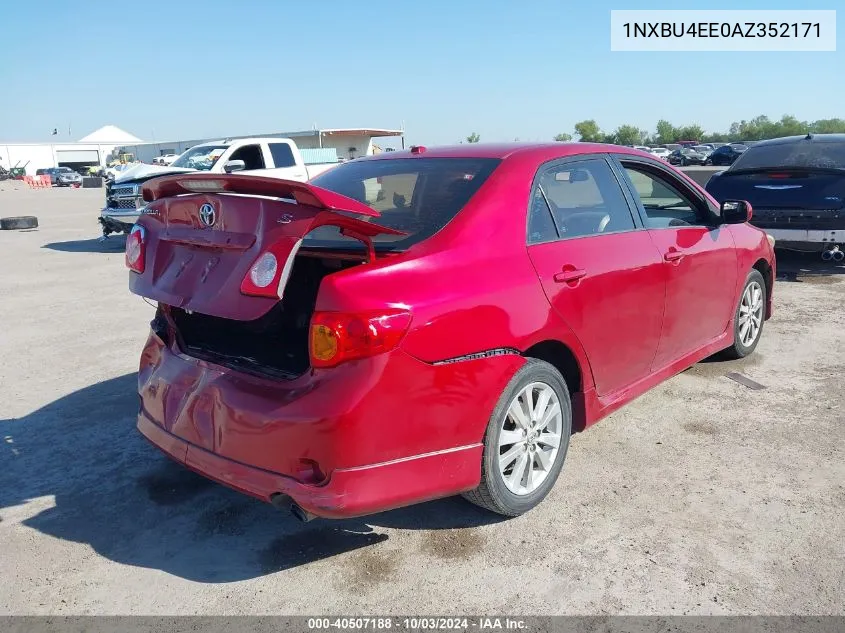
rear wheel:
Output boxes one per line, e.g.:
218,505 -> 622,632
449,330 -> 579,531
722,270 -> 766,359
463,359 -> 572,517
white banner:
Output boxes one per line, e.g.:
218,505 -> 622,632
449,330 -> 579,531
610,10 -> 836,52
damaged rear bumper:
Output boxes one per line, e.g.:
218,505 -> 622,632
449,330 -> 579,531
138,415 -> 482,519
136,331 -> 524,519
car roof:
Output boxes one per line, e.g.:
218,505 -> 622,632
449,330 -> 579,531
359,142 -> 656,162
750,133 -> 845,148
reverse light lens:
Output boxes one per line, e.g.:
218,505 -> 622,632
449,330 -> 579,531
125,224 -> 146,273
309,309 -> 412,369
249,252 -> 278,288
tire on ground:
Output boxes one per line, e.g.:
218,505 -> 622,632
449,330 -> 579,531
463,358 -> 572,517
0,216 -> 39,230
721,268 -> 766,360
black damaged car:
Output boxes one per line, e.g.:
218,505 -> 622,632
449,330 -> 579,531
705,134 -> 845,255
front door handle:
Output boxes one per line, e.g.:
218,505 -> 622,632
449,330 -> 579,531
554,268 -> 587,283
664,250 -> 685,262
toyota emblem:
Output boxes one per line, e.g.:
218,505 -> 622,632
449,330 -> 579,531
199,203 -> 216,227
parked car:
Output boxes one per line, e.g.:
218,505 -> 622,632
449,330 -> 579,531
127,143 -> 774,521
648,147 -> 671,160
668,148 -> 708,166
100,137 -> 342,237
707,144 -> 747,166
706,133 -> 845,254
36,167 -> 82,186
153,154 -> 179,166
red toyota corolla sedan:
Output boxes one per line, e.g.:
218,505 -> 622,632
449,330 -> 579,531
127,143 -> 775,521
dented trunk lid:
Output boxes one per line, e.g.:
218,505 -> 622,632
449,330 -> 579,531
128,174 -> 404,321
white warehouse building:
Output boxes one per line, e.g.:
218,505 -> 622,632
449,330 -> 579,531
0,126 -> 144,176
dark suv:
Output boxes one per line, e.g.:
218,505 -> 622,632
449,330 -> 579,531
36,167 -> 83,186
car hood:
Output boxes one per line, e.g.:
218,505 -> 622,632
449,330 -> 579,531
115,163 -> 196,183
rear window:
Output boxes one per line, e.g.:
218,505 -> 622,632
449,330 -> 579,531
730,138 -> 845,171
306,157 -> 501,250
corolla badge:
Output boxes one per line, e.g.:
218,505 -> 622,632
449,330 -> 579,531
199,203 -> 216,227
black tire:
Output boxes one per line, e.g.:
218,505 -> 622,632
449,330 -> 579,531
0,216 -> 38,230
463,358 -> 572,517
722,269 -> 766,360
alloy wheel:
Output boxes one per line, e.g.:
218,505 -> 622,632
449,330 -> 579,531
738,281 -> 764,347
497,382 -> 563,495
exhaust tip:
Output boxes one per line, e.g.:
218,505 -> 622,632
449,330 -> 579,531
290,503 -> 317,523
822,250 -> 834,261
834,251 -> 844,262
269,493 -> 292,511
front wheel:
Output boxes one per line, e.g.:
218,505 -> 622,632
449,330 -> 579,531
463,359 -> 572,517
722,270 -> 766,359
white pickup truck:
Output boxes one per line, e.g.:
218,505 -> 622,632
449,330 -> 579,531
99,137 -> 341,237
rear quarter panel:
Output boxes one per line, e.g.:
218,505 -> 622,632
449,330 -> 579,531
314,153 -> 597,391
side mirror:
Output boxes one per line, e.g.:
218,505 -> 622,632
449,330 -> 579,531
223,160 -> 246,173
720,200 -> 753,224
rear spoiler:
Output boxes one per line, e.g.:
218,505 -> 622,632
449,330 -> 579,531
141,173 -> 380,218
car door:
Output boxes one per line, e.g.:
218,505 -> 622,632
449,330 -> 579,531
613,156 -> 738,370
526,156 -> 666,398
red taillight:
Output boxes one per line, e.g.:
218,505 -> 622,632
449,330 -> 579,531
125,224 -> 146,273
309,309 -> 412,369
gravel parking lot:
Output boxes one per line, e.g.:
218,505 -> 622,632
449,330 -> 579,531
1,184 -> 843,616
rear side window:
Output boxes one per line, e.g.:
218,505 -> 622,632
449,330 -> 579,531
731,138 -> 845,171
268,143 -> 296,168
528,158 -> 636,243
307,157 -> 500,249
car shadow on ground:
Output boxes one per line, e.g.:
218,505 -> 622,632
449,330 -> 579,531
0,373 -> 504,583
42,236 -> 126,253
774,250 -> 845,283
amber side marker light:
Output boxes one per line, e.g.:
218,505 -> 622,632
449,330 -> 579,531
309,310 -> 412,368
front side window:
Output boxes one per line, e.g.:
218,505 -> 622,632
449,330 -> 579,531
527,158 -> 636,243
228,144 -> 265,170
622,164 -> 713,228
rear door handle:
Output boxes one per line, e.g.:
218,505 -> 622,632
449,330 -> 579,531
554,268 -> 587,283
664,250 -> 685,262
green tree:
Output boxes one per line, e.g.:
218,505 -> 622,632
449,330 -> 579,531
777,115 -> 808,137
466,132 -> 480,143
612,124 -> 645,146
811,118 -> 845,134
574,120 -> 602,142
655,119 -> 678,144
677,124 -> 705,141
554,133 -> 572,142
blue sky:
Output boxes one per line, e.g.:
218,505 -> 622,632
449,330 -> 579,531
0,0 -> 840,146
